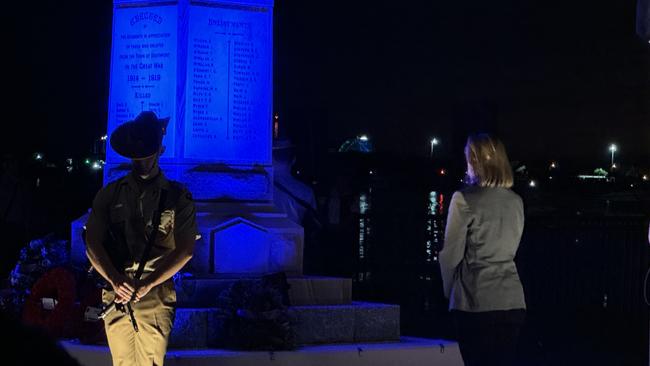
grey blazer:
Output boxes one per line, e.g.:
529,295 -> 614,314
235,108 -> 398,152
439,186 -> 526,312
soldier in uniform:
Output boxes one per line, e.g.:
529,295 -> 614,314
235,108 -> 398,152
85,111 -> 198,366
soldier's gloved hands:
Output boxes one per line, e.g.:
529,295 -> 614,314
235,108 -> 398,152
134,279 -> 153,302
110,274 -> 135,304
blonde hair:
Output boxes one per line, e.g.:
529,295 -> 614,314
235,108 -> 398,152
464,134 -> 514,188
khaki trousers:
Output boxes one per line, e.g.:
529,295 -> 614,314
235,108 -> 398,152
102,280 -> 176,366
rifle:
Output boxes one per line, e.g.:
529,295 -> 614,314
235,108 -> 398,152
92,189 -> 168,332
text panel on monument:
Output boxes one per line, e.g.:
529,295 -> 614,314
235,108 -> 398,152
107,5 -> 178,160
185,4 -> 272,164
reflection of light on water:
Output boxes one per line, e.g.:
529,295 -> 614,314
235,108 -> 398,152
428,191 -> 438,215
357,190 -> 372,282
424,191 -> 445,269
359,192 -> 368,259
360,191 -> 370,214
425,192 -> 437,263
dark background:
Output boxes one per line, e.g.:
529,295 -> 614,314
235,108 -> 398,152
3,0 -> 649,166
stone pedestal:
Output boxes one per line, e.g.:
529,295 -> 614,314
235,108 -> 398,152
71,0 -> 303,277
192,202 -> 304,275
167,302 -> 400,347
72,202 -> 304,276
70,0 -> 403,350
174,276 -> 353,307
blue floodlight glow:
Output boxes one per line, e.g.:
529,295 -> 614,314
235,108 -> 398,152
105,3 -> 272,167
68,0 -> 278,281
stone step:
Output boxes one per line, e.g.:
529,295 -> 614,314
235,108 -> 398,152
175,276 -> 352,307
291,302 -> 400,345
168,302 -> 399,348
62,337 -> 463,366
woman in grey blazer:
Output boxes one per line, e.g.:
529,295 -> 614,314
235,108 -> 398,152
440,133 -> 526,366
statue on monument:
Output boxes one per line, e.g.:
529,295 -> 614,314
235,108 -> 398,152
272,138 -> 319,228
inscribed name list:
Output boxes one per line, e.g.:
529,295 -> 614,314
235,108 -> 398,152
185,4 -> 271,164
107,6 -> 177,160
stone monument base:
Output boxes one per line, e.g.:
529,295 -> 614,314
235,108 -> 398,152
176,275 -> 352,307
171,275 -> 395,347
169,302 -> 399,348
71,201 -> 304,276
62,337 -> 463,366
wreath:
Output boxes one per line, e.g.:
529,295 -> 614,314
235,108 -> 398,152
22,266 -> 77,338
73,270 -> 107,344
3,234 -> 69,316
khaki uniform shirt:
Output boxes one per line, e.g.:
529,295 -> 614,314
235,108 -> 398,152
86,171 -> 197,276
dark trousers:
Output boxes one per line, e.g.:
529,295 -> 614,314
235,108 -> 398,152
453,309 -> 526,366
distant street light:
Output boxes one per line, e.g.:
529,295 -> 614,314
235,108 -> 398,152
430,138 -> 439,158
609,144 -> 617,167
359,135 -> 369,142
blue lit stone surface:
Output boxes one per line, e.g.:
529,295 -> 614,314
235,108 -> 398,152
175,277 -> 353,307
190,208 -> 303,275
63,337 -> 460,366
103,0 -> 274,201
73,0 -> 289,274
167,302 -> 400,348
71,3 -> 404,351
106,4 -> 178,162
212,217 -> 270,273
184,4 -> 272,163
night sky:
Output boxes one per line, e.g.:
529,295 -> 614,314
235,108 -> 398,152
5,0 -> 649,166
